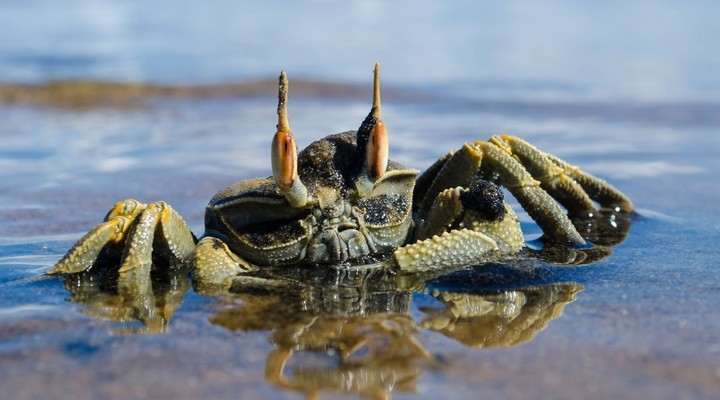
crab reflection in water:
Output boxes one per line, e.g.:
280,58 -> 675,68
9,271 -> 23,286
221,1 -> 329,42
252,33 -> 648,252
61,263 -> 582,397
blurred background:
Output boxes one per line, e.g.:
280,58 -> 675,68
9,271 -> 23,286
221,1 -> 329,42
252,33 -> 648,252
2,0 -> 718,101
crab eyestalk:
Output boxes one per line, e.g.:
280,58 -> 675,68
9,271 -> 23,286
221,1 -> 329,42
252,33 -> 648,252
272,71 -> 308,208
356,63 -> 390,196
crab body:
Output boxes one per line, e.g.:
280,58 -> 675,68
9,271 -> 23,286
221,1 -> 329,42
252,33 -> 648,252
204,131 -> 418,267
49,64 -> 634,293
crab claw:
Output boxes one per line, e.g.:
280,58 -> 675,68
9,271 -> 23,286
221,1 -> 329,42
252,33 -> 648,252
272,71 -> 308,208
356,63 -> 390,195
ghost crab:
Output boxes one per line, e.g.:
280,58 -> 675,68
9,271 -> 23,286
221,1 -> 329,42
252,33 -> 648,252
49,64 -> 633,290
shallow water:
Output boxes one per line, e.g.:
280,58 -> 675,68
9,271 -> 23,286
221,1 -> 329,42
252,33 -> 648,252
2,1 -> 720,399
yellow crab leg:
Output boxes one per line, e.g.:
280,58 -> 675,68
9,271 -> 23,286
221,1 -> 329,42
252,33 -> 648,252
417,186 -> 525,254
415,143 -> 483,219
544,152 -> 634,213
48,199 -> 146,274
494,135 -> 634,214
265,348 -> 294,388
49,216 -> 132,274
192,236 -> 257,294
490,135 -> 596,216
415,187 -> 465,240
117,201 -> 196,280
393,229 -> 501,273
414,140 -> 585,246
474,141 -> 586,246
413,151 -> 452,209
396,183 -> 526,273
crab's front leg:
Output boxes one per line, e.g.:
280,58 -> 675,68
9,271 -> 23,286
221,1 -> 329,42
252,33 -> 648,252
394,177 -> 523,273
191,238 -> 302,295
48,199 -> 197,282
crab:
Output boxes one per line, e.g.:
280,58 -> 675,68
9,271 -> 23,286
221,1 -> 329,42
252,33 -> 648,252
48,64 -> 634,292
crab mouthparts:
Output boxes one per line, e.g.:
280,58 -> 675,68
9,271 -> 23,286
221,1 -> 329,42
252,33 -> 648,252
306,226 -> 376,264
301,201 -> 378,264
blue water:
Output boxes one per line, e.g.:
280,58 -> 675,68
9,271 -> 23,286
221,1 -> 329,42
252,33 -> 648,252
1,1 -> 720,399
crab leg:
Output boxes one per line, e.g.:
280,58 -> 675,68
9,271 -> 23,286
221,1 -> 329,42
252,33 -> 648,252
473,141 -> 586,245
49,199 -> 196,278
48,199 -> 146,274
192,236 -> 257,294
265,348 -> 294,388
393,229 -> 501,273
414,141 -> 585,245
493,135 -> 634,214
49,217 -> 130,274
414,143 -> 482,219
545,153 -> 634,212
416,186 -> 525,254
117,201 -> 196,281
396,183 -> 525,273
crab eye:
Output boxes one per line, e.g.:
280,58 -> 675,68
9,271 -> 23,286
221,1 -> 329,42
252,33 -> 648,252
356,63 -> 390,195
272,130 -> 298,190
367,63 -> 388,180
366,120 -> 388,180
271,70 -> 308,208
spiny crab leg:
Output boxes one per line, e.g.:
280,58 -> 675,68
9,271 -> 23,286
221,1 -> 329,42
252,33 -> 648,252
413,140 -> 586,246
491,135 -> 634,215
48,199 -> 145,274
48,199 -> 196,279
545,153 -> 634,213
473,140 -> 586,245
356,63 -> 390,196
271,71 -> 309,208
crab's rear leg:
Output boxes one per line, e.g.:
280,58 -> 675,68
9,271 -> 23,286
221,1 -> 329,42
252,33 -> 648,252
472,141 -> 586,245
492,135 -> 634,214
414,142 -> 585,246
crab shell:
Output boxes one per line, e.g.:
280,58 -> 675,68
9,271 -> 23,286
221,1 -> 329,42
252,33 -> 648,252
204,131 -> 419,267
